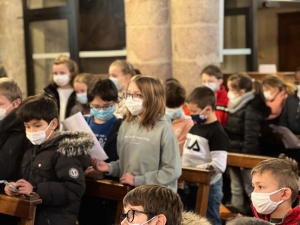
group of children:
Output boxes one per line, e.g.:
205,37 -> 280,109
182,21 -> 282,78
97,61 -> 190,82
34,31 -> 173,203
0,54 -> 300,225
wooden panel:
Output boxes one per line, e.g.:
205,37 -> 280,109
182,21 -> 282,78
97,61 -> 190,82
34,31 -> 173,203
179,166 -> 214,184
227,152 -> 272,168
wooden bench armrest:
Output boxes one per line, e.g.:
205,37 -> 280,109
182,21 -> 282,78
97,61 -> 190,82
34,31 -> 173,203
227,153 -> 272,168
0,193 -> 42,219
179,166 -> 214,184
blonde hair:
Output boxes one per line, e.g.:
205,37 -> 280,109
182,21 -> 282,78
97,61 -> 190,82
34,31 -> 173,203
251,158 -> 299,203
110,60 -> 136,77
125,75 -> 165,130
51,55 -> 78,86
182,211 -> 212,225
73,73 -> 98,91
262,74 -> 296,95
0,78 -> 22,102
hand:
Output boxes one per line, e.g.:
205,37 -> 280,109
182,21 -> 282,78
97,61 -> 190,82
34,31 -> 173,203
16,179 -> 33,196
4,182 -> 18,196
91,158 -> 110,172
85,166 -> 104,180
120,173 -> 135,186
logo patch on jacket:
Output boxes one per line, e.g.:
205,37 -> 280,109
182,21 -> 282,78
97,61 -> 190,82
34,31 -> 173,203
69,168 -> 79,179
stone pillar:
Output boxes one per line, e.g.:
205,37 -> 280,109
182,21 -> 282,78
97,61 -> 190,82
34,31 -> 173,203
172,0 -> 220,93
0,0 -> 27,95
125,0 -> 172,81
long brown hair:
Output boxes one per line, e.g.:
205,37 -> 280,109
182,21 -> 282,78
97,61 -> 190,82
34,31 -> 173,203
125,75 -> 165,130
262,74 -> 296,95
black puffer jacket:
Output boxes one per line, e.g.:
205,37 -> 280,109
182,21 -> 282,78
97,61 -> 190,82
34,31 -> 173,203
225,94 -> 271,155
0,109 -> 31,181
21,131 -> 93,225
44,84 -> 77,119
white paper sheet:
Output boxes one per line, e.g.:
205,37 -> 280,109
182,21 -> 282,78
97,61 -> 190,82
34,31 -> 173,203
62,112 -> 108,161
258,64 -> 277,74
269,124 -> 300,149
0,180 -> 4,183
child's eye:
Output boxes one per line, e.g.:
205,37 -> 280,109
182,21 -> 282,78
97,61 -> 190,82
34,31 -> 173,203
259,185 -> 263,189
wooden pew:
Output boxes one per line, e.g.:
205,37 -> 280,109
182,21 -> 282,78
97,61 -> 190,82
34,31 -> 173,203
0,193 -> 42,225
85,166 -> 214,223
220,153 -> 273,221
85,179 -> 133,224
179,166 -> 215,217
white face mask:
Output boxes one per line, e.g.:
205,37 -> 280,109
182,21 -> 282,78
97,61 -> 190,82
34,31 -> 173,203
205,82 -> 220,92
251,188 -> 285,215
227,91 -> 237,100
264,91 -> 275,101
125,98 -> 144,116
0,101 -> 15,121
26,121 -> 53,145
53,74 -> 70,87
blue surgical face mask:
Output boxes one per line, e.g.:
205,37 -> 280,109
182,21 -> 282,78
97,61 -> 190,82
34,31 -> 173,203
166,107 -> 183,120
76,93 -> 88,105
109,77 -> 121,91
191,107 -> 208,124
90,105 -> 115,121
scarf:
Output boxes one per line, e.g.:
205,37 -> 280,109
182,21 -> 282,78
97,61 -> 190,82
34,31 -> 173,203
228,91 -> 255,114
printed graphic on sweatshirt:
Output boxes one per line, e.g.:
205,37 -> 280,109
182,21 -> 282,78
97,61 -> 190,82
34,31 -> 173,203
124,135 -> 150,145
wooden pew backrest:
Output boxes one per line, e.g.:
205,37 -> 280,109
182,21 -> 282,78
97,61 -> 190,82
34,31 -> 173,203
227,153 -> 272,169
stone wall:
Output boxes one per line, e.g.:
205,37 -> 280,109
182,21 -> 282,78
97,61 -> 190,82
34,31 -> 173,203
125,0 -> 172,81
0,0 -> 27,96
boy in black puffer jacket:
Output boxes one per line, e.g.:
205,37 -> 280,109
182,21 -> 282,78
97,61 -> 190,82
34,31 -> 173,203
0,78 -> 31,225
4,94 -> 93,225
225,73 -> 271,215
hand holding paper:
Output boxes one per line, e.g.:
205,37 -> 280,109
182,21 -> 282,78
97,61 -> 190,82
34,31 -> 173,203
62,112 -> 108,161
269,125 -> 300,149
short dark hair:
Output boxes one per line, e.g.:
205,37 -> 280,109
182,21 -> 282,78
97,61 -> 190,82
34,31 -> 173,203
228,73 -> 252,92
17,94 -> 58,124
226,216 -> 272,225
186,86 -> 216,110
201,65 -> 223,79
87,78 -> 118,103
123,185 -> 183,225
165,80 -> 186,108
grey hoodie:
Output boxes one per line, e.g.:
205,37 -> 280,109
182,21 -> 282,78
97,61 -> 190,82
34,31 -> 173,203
108,115 -> 182,192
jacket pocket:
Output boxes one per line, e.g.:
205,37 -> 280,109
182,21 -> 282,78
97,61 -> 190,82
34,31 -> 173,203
32,160 -> 55,182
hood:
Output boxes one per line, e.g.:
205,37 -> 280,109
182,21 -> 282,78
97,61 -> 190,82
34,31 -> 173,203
55,131 -> 94,157
182,211 -> 212,225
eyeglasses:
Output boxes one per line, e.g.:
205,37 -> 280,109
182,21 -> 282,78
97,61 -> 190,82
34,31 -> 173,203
89,104 -> 113,110
125,93 -> 143,101
120,209 -> 153,223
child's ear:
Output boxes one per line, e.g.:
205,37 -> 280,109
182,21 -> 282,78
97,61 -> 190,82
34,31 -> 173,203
51,118 -> 59,130
125,74 -> 131,82
13,98 -> 22,108
156,214 -> 167,225
218,78 -> 224,86
282,188 -> 292,201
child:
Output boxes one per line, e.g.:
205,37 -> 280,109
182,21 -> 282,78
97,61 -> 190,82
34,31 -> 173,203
182,86 -> 228,225
0,78 -> 31,225
260,75 -> 295,158
44,55 -> 78,128
251,158 -> 300,225
262,75 -> 295,120
121,185 -> 183,225
5,94 -> 93,225
225,73 -> 271,215
109,60 -> 136,117
279,69 -> 300,135
78,78 -> 123,225
201,65 -> 228,126
165,79 -> 193,155
71,73 -> 98,116
92,75 -> 181,192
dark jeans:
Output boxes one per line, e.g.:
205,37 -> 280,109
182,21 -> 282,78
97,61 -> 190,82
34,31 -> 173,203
180,178 -> 223,225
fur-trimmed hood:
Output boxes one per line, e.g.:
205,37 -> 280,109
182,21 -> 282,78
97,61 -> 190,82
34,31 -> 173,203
182,211 -> 212,225
53,131 -> 94,157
